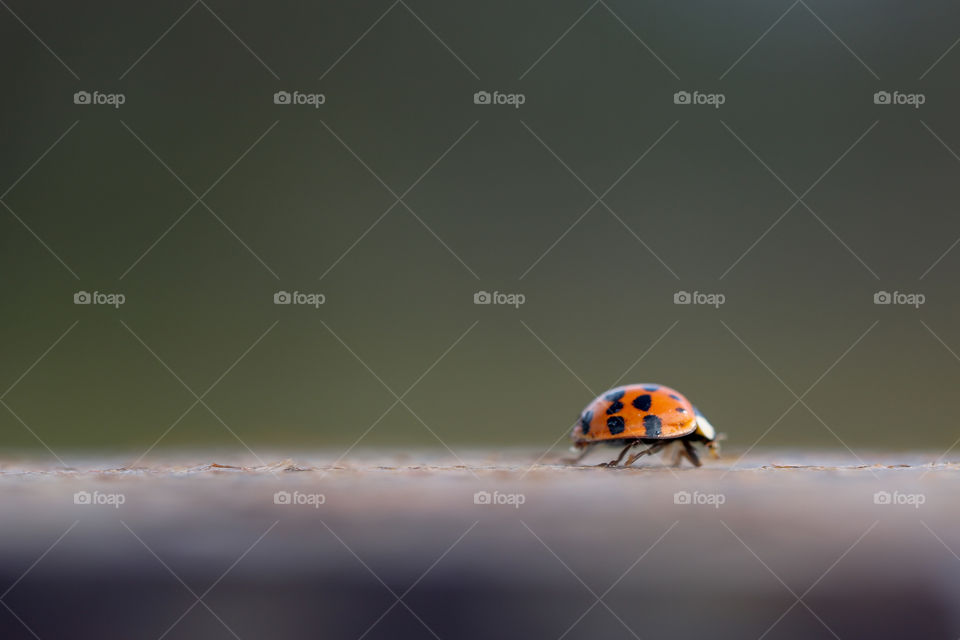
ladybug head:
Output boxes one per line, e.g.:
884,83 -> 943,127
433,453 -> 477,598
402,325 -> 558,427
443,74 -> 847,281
694,407 -> 721,458
706,439 -> 721,459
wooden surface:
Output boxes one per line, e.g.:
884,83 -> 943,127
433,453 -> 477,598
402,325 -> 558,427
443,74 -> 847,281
1,449 -> 958,639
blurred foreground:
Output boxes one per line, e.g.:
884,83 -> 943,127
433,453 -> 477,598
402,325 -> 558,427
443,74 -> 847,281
0,449 -> 958,639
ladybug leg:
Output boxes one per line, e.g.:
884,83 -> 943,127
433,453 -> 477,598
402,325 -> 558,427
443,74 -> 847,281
664,441 -> 684,466
623,441 -> 668,467
598,441 -> 638,467
679,439 -> 702,467
565,443 -> 597,465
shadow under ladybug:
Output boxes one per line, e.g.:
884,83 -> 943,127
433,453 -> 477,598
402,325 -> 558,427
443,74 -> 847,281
567,384 -> 722,468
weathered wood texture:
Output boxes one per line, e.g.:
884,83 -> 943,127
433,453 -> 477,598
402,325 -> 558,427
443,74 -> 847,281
0,450 -> 957,639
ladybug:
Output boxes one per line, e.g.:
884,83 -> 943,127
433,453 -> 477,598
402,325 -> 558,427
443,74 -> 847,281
569,384 -> 720,467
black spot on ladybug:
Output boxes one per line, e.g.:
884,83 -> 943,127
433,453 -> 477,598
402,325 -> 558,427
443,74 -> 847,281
643,385 -> 659,392
643,414 -> 662,437
669,394 -> 680,400
607,416 -> 625,435
606,401 -> 624,415
676,407 -> 686,413
632,394 -> 652,411
580,411 -> 592,435
604,389 -> 625,402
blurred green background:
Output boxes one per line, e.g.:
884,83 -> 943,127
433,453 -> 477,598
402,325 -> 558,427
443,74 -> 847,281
2,0 -> 960,455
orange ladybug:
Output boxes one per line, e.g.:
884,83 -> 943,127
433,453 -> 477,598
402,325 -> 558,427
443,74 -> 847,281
569,384 -> 720,467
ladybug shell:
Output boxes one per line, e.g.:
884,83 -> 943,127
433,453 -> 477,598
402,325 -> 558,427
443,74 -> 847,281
572,384 -> 696,442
